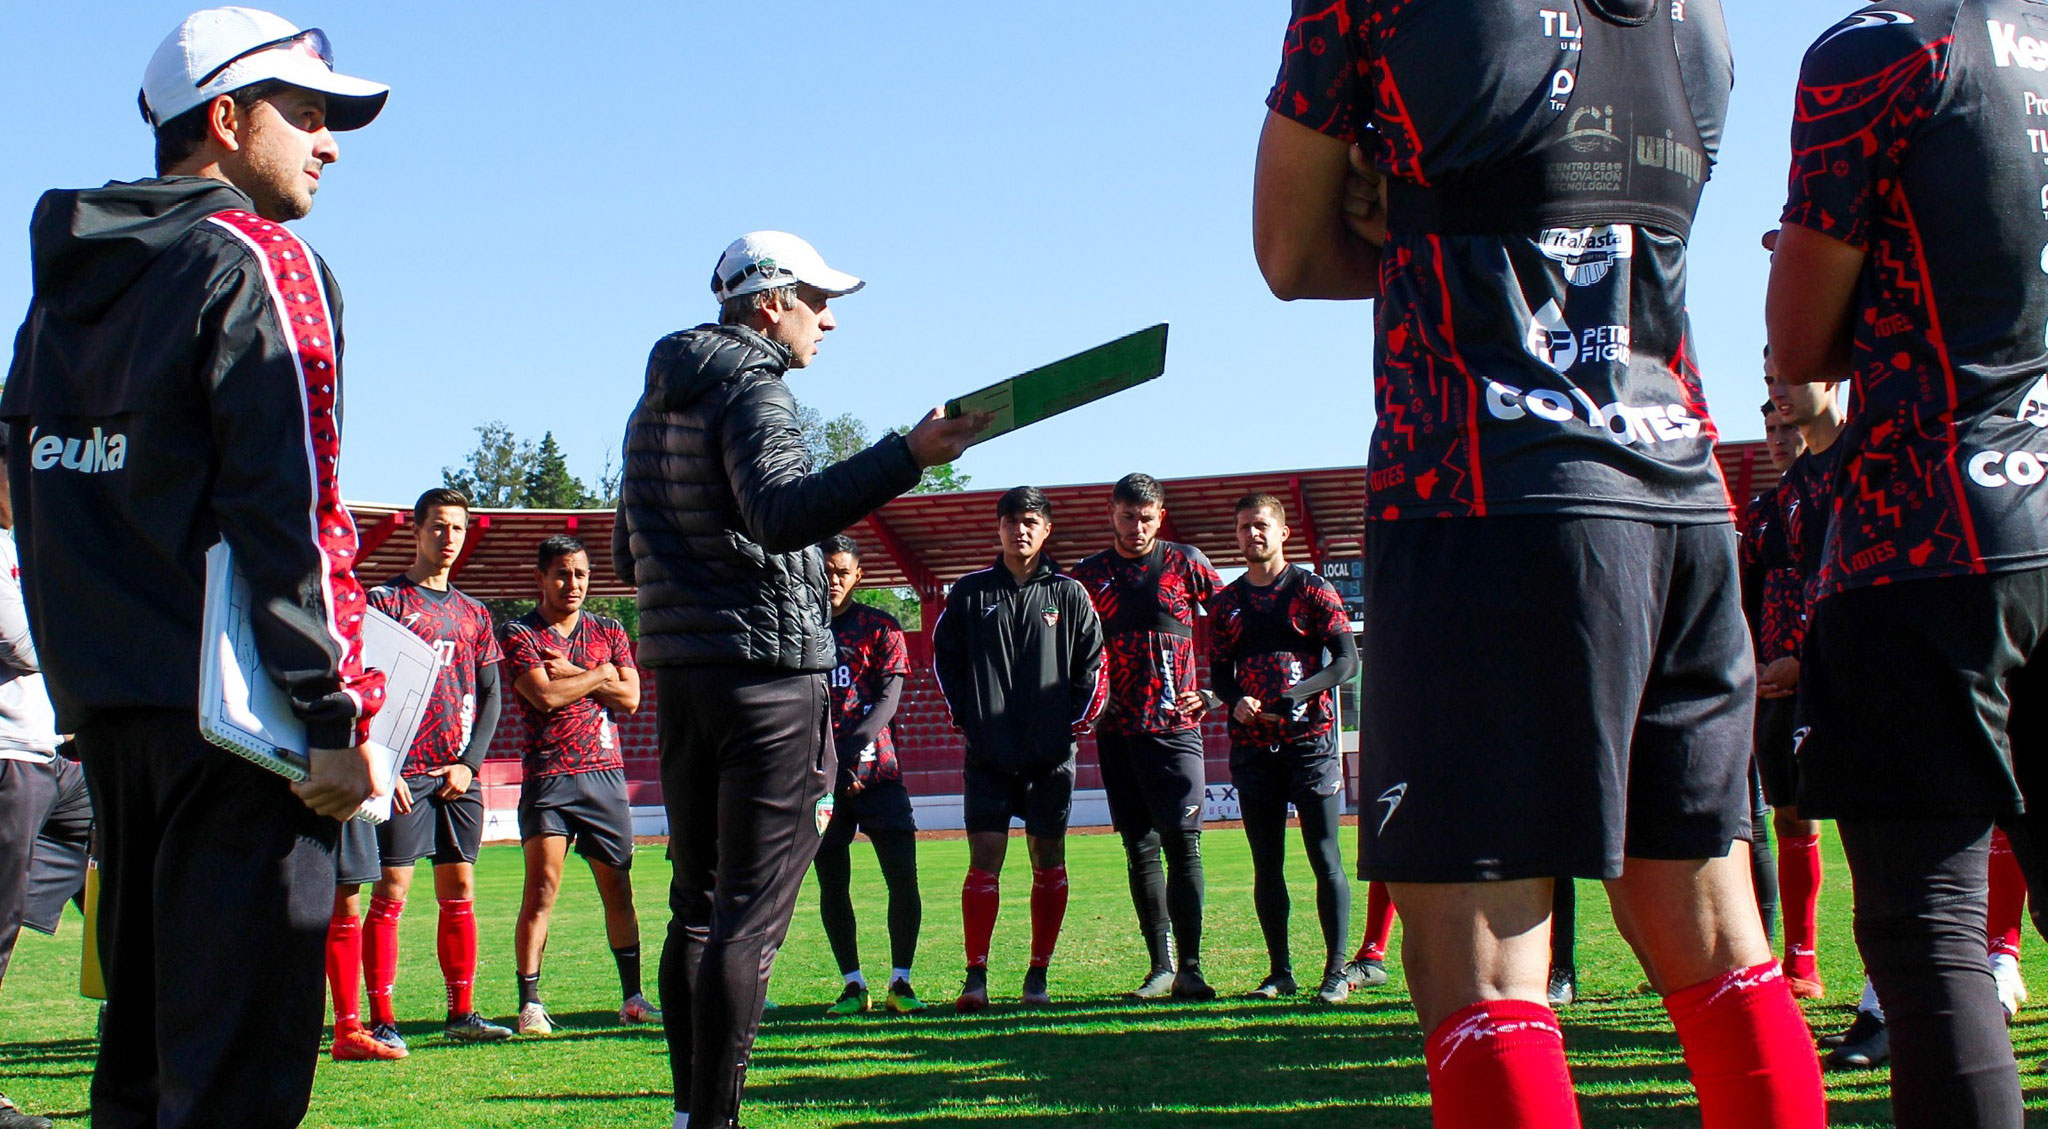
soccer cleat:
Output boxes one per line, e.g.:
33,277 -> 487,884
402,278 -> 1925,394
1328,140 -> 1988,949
1128,967 -> 1177,1000
1547,967 -> 1577,1008
446,1010 -> 514,1042
1313,971 -> 1351,1004
1342,957 -> 1388,990
955,966 -> 990,1013
1992,954 -> 2027,1021
1244,972 -> 1298,999
515,1002 -> 555,1036
368,1022 -> 408,1054
1786,974 -> 1825,1000
1021,965 -> 1052,1006
620,993 -> 661,1024
0,1094 -> 53,1129
1171,966 -> 1217,1001
884,978 -> 925,1014
827,982 -> 871,1016
332,1026 -> 407,1061
1822,1010 -> 1889,1070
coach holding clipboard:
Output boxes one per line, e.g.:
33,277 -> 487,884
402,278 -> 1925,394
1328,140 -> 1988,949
614,231 -> 988,1129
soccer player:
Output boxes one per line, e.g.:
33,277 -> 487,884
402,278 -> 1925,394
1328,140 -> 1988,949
814,535 -> 924,1015
356,488 -> 514,1049
1201,493 -> 1357,1002
1987,830 -> 2028,1018
1341,884 -> 1398,992
500,535 -> 654,1034
1255,1 -> 1826,1125
1,10 -> 391,1123
933,487 -> 1105,1011
1767,3 -> 2048,1121
1069,474 -> 1222,1000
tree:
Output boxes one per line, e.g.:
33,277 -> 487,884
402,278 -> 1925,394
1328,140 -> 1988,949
524,432 -> 595,509
441,421 -> 536,508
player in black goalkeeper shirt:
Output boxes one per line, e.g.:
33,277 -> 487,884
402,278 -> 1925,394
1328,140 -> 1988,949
1768,4 -> 2048,1122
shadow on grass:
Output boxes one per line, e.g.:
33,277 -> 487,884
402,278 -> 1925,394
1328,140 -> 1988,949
0,1037 -> 96,1080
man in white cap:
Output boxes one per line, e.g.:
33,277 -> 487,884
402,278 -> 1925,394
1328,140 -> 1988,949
0,9 -> 388,1126
614,232 -> 989,1129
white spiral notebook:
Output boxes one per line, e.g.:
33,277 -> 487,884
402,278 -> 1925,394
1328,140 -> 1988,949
198,541 -> 442,823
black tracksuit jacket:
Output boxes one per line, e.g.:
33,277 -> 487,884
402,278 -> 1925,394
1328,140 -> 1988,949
932,556 -> 1106,774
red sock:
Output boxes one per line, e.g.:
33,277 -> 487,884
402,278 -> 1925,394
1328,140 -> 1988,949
1029,866 -> 1069,968
1664,962 -> 1828,1129
437,898 -> 478,1018
1423,999 -> 1580,1129
364,895 -> 405,1027
962,868 -> 1000,969
326,911 -> 363,1033
1778,833 -> 1822,980
1357,881 -> 1397,963
1989,829 -> 2027,960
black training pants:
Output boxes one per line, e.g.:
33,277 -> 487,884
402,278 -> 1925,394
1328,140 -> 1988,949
1838,816 -> 2022,1129
1236,749 -> 1348,977
815,826 -> 920,975
77,710 -> 337,1129
656,666 -> 831,1129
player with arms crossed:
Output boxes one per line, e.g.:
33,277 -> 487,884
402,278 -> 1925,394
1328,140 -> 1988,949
1767,2 -> 2048,1122
500,535 -> 655,1034
1069,474 -> 1222,1000
355,489 -> 513,1049
1201,492 -> 1358,1003
1254,1 -> 1826,1125
814,534 -> 925,1015
934,487 -> 1105,1011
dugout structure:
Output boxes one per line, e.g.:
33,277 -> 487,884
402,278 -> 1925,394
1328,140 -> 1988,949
347,445 -> 1778,832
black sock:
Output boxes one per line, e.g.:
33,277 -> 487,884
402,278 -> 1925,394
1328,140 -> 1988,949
518,972 -> 542,1007
612,945 -> 643,999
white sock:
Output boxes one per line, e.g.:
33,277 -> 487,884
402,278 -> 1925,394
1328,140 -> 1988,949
844,970 -> 867,988
1991,951 -> 2019,974
1859,976 -> 1884,1021
673,1114 -> 689,1129
892,966 -> 913,986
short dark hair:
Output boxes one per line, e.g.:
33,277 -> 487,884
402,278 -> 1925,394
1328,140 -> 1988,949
535,534 -> 587,569
413,487 -> 471,524
1235,492 -> 1286,523
821,533 -> 861,562
149,81 -> 291,175
1112,473 -> 1164,508
997,486 -> 1051,521
1759,400 -> 1777,417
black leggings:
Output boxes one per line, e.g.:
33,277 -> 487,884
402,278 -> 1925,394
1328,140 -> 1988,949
1241,787 -> 1348,976
1123,828 -> 1204,969
1551,878 -> 1575,975
813,828 -> 920,974
1748,758 -> 1777,944
1838,816 -> 2021,1129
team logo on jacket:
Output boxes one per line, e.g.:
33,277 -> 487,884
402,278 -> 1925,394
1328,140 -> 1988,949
1041,605 -> 1061,626
1538,226 -> 1631,287
814,793 -> 835,836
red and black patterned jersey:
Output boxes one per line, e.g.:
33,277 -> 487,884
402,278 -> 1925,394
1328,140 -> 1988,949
829,602 -> 910,782
1267,0 -> 1735,523
1784,2 -> 2048,597
366,576 -> 502,773
1740,495 -> 1807,661
1207,566 -> 1350,746
1069,541 -> 1221,735
499,610 -> 636,779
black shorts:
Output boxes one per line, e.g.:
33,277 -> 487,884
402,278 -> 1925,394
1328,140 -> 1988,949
1096,728 -> 1206,836
1231,734 -> 1344,810
336,816 -> 382,887
1754,694 -> 1800,808
1357,516 -> 1755,882
377,772 -> 486,867
519,767 -> 635,870
820,777 -> 917,850
1797,566 -> 2047,819
23,755 -> 90,934
962,759 -> 1075,838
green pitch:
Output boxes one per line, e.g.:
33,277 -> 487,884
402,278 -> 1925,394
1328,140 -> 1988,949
4,827 -> 2048,1127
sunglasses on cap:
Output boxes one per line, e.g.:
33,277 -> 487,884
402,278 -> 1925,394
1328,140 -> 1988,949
195,27 -> 334,88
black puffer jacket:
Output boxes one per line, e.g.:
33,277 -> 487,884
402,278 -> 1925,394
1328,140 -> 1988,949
613,324 -> 921,671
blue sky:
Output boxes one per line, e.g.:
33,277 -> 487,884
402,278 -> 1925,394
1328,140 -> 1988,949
1,2 -> 1819,506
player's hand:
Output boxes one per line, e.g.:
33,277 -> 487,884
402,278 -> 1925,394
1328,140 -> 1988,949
392,777 -> 415,815
539,646 -> 586,680
1342,144 -> 1389,247
295,744 -> 376,821
430,762 -> 474,800
1758,656 -> 1801,699
1761,228 -> 1781,254
905,407 -> 994,467
1232,696 -> 1264,725
1174,689 -> 1210,718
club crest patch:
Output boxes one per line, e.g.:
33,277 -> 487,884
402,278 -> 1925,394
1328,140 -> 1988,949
1041,605 -> 1060,626
815,793 -> 835,836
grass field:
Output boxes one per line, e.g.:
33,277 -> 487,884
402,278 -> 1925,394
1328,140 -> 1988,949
5,826 -> 2048,1127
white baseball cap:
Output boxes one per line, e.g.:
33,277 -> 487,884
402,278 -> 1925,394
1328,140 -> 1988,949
140,7 -> 388,132
711,231 -> 865,303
